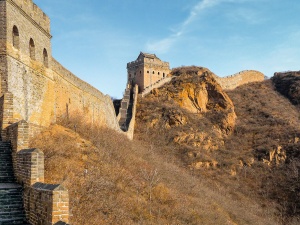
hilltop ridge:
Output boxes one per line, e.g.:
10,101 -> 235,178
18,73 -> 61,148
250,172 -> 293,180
135,66 -> 300,224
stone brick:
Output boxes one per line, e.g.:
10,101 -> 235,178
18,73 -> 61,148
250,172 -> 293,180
1,0 -> 120,134
127,52 -> 170,92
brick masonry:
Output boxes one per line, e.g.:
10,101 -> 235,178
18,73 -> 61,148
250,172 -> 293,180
127,52 -> 171,92
24,183 -> 69,225
0,1 -> 130,224
1,115 -> 69,224
1,0 -> 119,132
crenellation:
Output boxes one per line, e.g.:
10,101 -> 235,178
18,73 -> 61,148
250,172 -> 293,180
0,0 -> 120,131
8,0 -> 50,34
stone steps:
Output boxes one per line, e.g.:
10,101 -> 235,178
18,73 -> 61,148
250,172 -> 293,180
0,143 -> 16,183
0,141 -> 29,225
119,87 -> 135,131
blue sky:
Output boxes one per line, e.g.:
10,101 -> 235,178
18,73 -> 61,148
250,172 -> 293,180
34,0 -> 300,98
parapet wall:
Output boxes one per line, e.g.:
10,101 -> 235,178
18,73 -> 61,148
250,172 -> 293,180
141,76 -> 173,97
215,70 -> 265,90
5,49 -> 119,132
52,59 -> 107,100
52,58 -> 120,130
2,0 -> 120,133
8,0 -> 50,34
0,98 -> 69,224
126,85 -> 138,140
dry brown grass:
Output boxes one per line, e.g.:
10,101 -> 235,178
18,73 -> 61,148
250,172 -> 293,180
134,67 -> 300,224
29,111 -> 278,225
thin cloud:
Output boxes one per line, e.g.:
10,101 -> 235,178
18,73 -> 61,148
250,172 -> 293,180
227,8 -> 265,24
146,0 -> 250,54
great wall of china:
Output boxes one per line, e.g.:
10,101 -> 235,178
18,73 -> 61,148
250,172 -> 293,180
0,1 -> 266,224
214,70 -> 265,90
0,0 -> 132,224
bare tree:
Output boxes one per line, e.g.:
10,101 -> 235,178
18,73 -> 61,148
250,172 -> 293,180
140,168 -> 160,217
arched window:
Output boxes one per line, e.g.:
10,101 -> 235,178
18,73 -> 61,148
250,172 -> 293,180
152,71 -> 155,74
163,73 -> 166,78
158,72 -> 160,75
12,26 -> 19,49
29,38 -> 35,60
43,48 -> 48,67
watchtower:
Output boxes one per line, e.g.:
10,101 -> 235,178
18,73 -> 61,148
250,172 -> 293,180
127,52 -> 170,92
0,0 -> 52,94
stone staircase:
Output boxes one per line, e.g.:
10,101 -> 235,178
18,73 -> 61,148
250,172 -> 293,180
0,142 -> 30,225
119,88 -> 134,131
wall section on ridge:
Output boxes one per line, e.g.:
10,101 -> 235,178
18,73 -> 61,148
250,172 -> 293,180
215,70 -> 265,90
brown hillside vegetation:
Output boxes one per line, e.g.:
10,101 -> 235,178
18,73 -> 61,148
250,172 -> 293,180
135,66 -> 300,224
31,115 -> 277,225
272,71 -> 300,106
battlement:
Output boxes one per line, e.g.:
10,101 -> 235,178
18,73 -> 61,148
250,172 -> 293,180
127,59 -> 169,68
7,0 -> 50,35
127,52 -> 171,92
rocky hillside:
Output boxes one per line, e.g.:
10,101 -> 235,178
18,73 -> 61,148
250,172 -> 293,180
136,67 -> 236,163
29,66 -> 300,224
272,71 -> 300,105
135,66 -> 300,224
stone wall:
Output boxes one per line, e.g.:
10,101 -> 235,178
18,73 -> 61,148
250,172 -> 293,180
16,148 -> 44,186
7,0 -> 50,34
141,76 -> 173,97
126,85 -> 138,140
215,70 -> 265,90
0,92 -> 13,132
127,53 -> 170,92
0,93 -> 69,225
24,183 -> 69,225
2,0 -> 120,132
2,121 -> 69,224
6,0 -> 51,67
52,59 -> 119,130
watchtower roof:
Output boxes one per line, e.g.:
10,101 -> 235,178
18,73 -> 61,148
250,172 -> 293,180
138,52 -> 160,60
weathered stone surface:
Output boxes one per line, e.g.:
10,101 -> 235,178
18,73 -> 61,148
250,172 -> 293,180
2,0 -> 120,133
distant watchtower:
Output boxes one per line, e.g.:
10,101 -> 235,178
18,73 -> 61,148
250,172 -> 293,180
127,52 -> 170,92
0,0 -> 52,94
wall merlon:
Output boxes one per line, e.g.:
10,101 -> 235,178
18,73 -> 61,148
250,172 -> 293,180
8,0 -> 51,34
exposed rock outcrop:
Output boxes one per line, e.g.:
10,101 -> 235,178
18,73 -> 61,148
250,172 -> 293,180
136,66 -> 237,169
